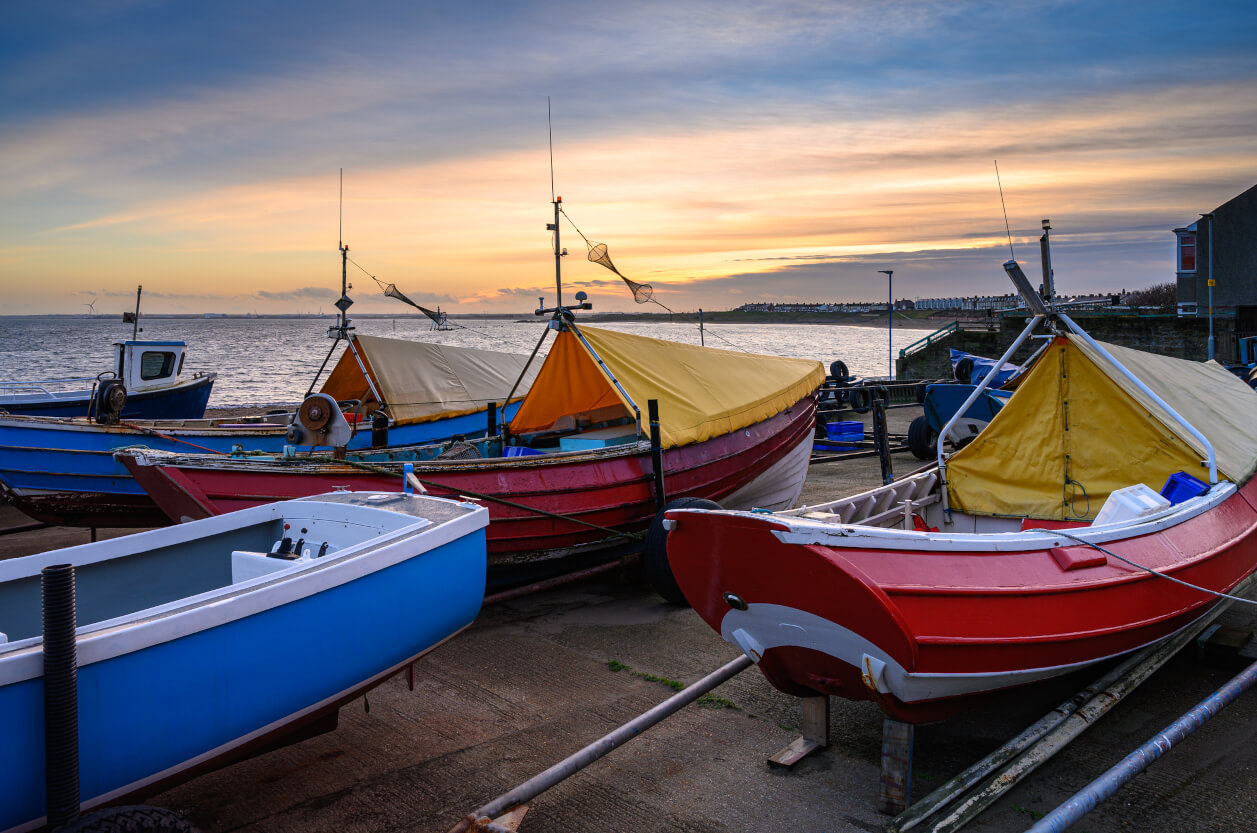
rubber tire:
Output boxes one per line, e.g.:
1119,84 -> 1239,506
61,806 -> 200,833
908,415 -> 937,461
848,387 -> 873,414
830,360 -> 849,382
814,412 -> 829,440
954,357 -> 974,384
643,497 -> 722,605
914,382 -> 929,404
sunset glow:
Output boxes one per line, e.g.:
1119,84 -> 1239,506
3,1 -> 1255,315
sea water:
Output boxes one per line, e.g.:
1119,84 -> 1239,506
0,316 -> 923,408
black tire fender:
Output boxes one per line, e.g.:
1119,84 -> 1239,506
907,415 -> 938,461
829,360 -> 849,382
954,357 -> 974,383
848,387 -> 873,414
644,497 -> 722,605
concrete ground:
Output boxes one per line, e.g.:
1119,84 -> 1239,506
4,405 -> 1257,833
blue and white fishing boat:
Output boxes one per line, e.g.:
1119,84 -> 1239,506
0,339 -> 216,420
0,490 -> 489,833
0,335 -> 538,527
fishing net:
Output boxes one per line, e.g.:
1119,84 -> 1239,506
382,282 -> 447,325
587,242 -> 653,304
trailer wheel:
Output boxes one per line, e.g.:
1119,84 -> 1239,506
908,416 -> 937,461
61,806 -> 200,833
643,497 -> 722,605
848,387 -> 873,414
954,357 -> 974,383
914,382 -> 929,404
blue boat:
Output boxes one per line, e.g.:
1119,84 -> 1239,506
0,335 -> 536,527
0,490 -> 488,833
0,340 -> 216,420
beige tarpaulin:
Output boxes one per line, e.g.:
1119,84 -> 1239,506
320,335 -> 539,425
946,335 -> 1257,520
507,325 -> 825,449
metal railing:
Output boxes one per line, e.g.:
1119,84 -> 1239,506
899,321 -> 958,359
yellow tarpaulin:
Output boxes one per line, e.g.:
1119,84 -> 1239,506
946,335 -> 1257,520
507,325 -> 825,449
319,335 -> 539,426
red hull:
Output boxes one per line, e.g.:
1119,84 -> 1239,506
665,477 -> 1257,723
123,396 -> 816,575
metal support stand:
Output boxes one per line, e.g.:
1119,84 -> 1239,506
879,718 -> 915,815
767,695 -> 830,768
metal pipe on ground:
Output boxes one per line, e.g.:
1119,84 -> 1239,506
890,570 -> 1257,833
445,654 -> 754,833
1025,657 -> 1257,833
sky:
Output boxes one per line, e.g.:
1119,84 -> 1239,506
2,0 -> 1256,316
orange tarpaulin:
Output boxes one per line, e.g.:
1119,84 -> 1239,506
507,325 -> 825,448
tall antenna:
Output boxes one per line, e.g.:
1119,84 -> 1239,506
547,97 -> 555,202
339,168 -> 343,251
994,160 -> 1015,261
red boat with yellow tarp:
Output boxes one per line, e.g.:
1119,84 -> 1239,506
663,261 -> 1257,723
119,319 -> 824,582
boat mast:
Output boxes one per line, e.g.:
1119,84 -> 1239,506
132,285 -> 142,339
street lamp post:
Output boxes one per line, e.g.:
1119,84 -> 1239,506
879,270 -> 894,378
1203,213 -> 1215,361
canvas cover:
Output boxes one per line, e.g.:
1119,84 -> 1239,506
507,325 -> 825,449
319,335 -> 538,426
946,335 -> 1257,520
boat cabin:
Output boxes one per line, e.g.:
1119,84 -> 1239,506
113,340 -> 189,393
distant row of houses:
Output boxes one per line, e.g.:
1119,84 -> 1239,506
737,292 -> 1117,314
736,182 -> 1256,329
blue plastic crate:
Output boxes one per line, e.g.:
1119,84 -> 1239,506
825,420 -> 864,442
1160,471 -> 1209,505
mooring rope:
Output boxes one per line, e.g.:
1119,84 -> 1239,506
1028,527 -> 1257,607
119,422 -> 229,455
299,454 -> 647,542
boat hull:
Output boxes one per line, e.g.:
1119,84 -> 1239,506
121,396 -> 817,579
0,403 -> 520,527
665,477 -> 1257,723
0,373 -> 217,420
0,494 -> 487,833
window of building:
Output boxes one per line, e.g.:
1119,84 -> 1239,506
139,351 -> 176,380
1179,234 -> 1196,273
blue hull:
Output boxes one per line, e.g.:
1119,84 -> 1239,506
0,513 -> 485,832
0,375 -> 215,420
0,403 -> 520,526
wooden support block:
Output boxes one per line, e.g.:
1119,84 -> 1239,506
878,717 -> 914,815
768,695 -> 829,769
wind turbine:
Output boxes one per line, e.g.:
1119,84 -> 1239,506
83,297 -> 97,316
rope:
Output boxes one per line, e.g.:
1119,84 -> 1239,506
119,422 -> 229,455
345,255 -> 500,344
558,208 -> 751,353
1027,527 -> 1257,607
302,454 -> 647,543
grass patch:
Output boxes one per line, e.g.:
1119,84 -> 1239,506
605,659 -> 741,710
1012,805 -> 1045,821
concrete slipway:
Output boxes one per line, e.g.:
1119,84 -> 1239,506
3,407 -> 1257,833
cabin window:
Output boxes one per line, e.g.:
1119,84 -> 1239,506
1178,234 -> 1196,273
139,351 -> 177,380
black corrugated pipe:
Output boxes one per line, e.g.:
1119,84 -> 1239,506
42,564 -> 80,830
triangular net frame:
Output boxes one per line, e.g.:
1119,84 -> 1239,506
381,281 -> 447,325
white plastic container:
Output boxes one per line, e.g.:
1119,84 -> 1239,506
1092,483 -> 1172,526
